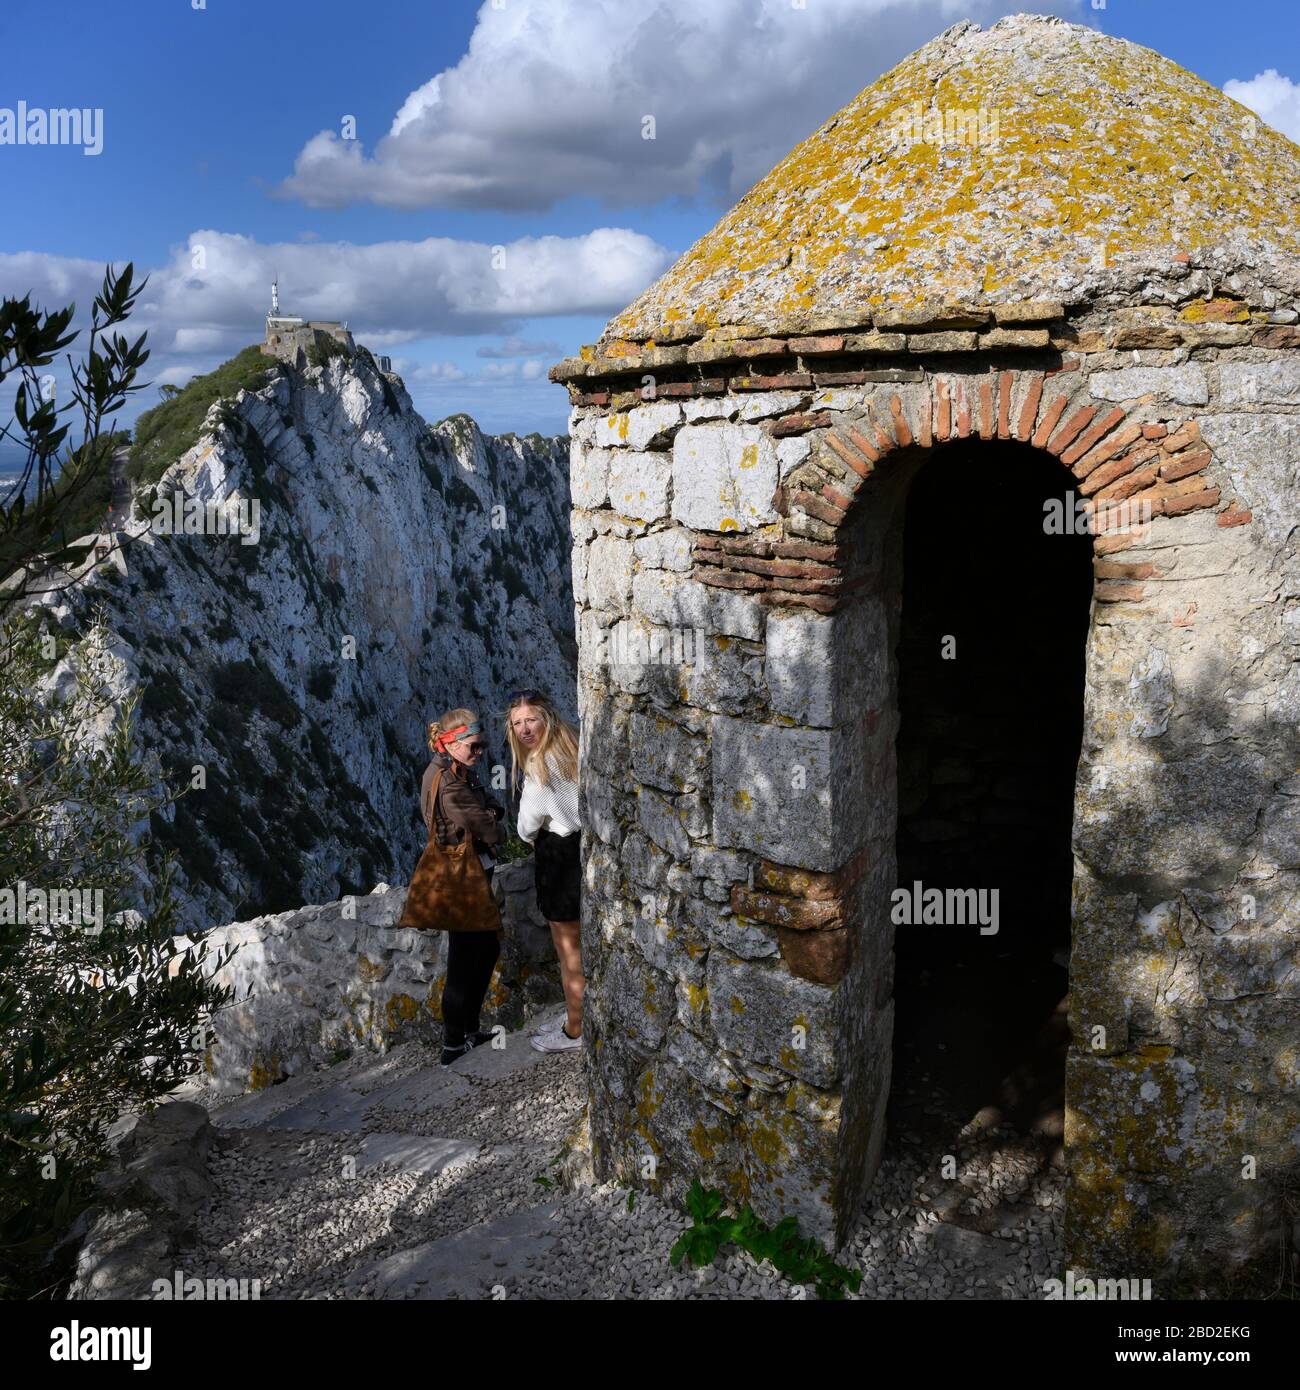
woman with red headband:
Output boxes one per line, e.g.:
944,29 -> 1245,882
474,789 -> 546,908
417,706 -> 507,1066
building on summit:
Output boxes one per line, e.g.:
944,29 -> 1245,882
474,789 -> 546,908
261,278 -> 355,367
552,14 -> 1300,1293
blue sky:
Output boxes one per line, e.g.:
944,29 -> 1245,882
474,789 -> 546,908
1,0 -> 1297,446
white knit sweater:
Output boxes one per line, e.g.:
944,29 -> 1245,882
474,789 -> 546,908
517,752 -> 581,841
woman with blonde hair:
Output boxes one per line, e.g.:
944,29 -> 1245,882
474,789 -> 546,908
409,707 -> 507,1066
506,690 -> 584,1052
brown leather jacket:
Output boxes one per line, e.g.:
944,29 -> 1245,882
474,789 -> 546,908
420,750 -> 507,851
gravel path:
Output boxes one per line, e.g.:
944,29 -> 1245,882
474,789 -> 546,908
183,1027 -> 1063,1300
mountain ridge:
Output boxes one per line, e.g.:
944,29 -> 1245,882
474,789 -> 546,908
40,347 -> 575,930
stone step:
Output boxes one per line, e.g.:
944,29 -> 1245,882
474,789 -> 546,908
453,1033 -> 566,1082
200,1068 -> 362,1130
344,1201 -> 562,1299
355,1133 -> 510,1177
919,1223 -> 1023,1300
200,1030 -> 557,1137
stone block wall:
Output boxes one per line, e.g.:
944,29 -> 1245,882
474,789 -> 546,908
180,863 -> 558,1095
262,321 -> 356,367
562,303 -> 1300,1289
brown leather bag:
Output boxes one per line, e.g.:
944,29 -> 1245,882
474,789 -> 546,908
398,769 -> 502,933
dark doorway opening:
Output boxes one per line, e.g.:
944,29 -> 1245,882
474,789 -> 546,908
888,439 -> 1092,1166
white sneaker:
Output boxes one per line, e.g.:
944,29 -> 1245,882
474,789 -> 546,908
531,1008 -> 567,1038
530,1024 -> 582,1053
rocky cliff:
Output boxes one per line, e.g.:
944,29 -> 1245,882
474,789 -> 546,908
45,348 -> 575,930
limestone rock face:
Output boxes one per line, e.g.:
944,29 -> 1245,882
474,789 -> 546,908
41,354 -> 575,929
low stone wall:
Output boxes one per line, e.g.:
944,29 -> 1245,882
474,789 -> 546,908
182,861 -> 559,1095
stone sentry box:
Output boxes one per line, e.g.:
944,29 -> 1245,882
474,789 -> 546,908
551,17 -> 1300,1293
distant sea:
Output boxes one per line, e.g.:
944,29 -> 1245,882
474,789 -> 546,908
0,445 -> 41,502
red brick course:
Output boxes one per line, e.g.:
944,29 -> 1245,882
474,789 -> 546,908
788,335 -> 846,355
978,379 -> 994,440
766,412 -> 835,437
779,927 -> 854,986
1032,394 -> 1070,449
996,371 -> 1014,440
729,847 -> 879,984
1060,407 -> 1126,467
683,372 -> 1233,611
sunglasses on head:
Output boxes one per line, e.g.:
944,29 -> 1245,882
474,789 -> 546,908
508,688 -> 544,705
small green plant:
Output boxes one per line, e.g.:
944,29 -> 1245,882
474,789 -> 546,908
305,335 -> 353,370
669,1180 -> 862,1300
497,834 -> 532,864
533,1150 -> 565,1190
0,615 -> 234,1295
1,263 -> 149,594
126,345 -> 278,486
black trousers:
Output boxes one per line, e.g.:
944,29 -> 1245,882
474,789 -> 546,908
442,930 -> 501,1046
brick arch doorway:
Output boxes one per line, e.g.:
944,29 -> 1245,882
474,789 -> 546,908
816,419 -> 1107,1238
886,436 -> 1092,1190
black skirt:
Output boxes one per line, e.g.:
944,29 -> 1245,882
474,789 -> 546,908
534,825 -> 581,922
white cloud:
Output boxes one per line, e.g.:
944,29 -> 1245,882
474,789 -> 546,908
411,361 -> 468,382
405,356 -> 555,390
0,226 -> 668,435
481,359 -> 551,382
477,335 -> 563,359
278,0 -> 1081,211
2,227 -> 667,348
153,364 -> 198,388
390,75 -> 443,139
171,327 -> 229,354
1224,69 -> 1300,142
0,225 -> 666,379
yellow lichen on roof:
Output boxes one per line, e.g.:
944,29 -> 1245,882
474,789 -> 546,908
602,16 -> 1300,345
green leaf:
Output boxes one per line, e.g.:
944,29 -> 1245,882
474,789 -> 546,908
667,1182 -> 862,1299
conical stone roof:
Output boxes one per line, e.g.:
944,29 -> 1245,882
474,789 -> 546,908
602,14 -> 1300,347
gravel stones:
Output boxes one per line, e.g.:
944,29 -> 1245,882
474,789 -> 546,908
178,1041 -> 1063,1300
